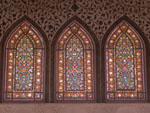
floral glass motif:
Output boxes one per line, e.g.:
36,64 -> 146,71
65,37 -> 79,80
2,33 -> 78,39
66,37 -> 84,91
15,38 -> 34,91
55,22 -> 95,101
5,22 -> 44,101
105,21 -> 146,101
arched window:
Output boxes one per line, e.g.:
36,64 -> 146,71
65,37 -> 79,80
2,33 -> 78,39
4,22 -> 45,101
55,22 -> 96,102
105,21 -> 146,101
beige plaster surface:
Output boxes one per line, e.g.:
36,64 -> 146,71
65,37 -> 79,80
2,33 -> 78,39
0,104 -> 149,113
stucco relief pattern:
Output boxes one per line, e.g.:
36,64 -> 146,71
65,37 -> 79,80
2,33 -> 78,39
0,0 -> 150,42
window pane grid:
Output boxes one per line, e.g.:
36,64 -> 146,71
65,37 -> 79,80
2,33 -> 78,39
55,22 -> 95,101
105,22 -> 146,101
5,22 -> 45,101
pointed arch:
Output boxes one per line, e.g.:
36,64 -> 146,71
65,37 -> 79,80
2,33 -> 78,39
1,16 -> 49,102
101,16 -> 148,102
51,16 -> 99,102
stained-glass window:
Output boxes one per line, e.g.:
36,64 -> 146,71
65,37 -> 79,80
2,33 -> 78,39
5,22 -> 45,101
105,21 -> 146,101
55,22 -> 95,101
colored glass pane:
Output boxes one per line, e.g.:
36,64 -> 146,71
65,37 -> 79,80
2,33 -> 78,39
105,22 -> 145,101
15,38 -> 34,91
116,34 -> 135,90
5,22 -> 45,101
66,37 -> 84,91
55,22 -> 95,101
